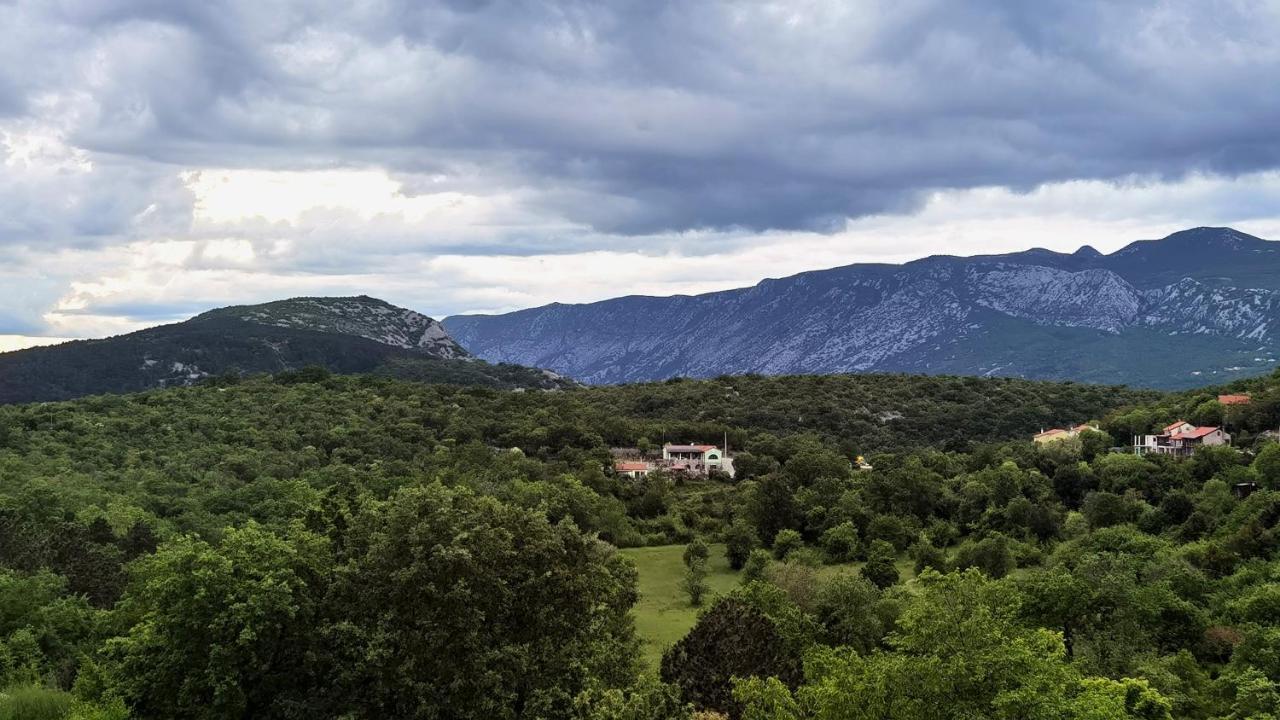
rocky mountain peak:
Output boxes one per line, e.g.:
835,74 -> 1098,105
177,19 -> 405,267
201,296 -> 468,359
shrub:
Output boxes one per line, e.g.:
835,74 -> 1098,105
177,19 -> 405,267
683,539 -> 710,568
1082,491 -> 1135,529
785,547 -> 824,568
923,519 -> 959,548
952,534 -> 1015,579
860,558 -> 899,589
764,562 -> 820,612
866,514 -> 913,552
742,550 -> 772,584
683,557 -> 709,607
66,699 -> 130,720
815,572 -> 897,652
771,530 -> 803,560
819,522 -> 860,564
723,521 -> 759,570
660,598 -> 803,716
0,685 -> 74,720
860,541 -> 900,589
573,676 -> 691,720
908,540 -> 948,575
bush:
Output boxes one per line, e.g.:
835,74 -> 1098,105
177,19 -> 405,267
742,550 -> 772,584
952,535 -> 1015,579
815,572 -> 897,652
573,676 -> 691,720
683,557 -> 709,607
67,699 -> 130,720
866,515 -> 914,552
683,539 -> 710,568
723,521 -> 759,570
784,547 -> 824,568
660,598 -> 803,716
923,519 -> 959,548
771,530 -> 803,560
1082,491 -> 1135,529
764,562 -> 820,612
0,685 -> 74,720
860,557 -> 899,589
819,522 -> 860,564
860,540 -> 900,589
908,540 -> 948,575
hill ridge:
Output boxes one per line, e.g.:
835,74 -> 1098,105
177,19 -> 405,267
444,227 -> 1280,388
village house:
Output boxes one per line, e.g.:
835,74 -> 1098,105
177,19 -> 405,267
609,443 -> 735,479
1033,423 -> 1099,444
1218,394 -> 1252,406
662,443 -> 729,476
613,460 -> 651,479
1133,420 -> 1231,457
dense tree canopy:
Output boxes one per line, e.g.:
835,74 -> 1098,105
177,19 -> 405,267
0,369 -> 1279,719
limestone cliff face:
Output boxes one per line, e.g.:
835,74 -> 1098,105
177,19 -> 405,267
446,228 -> 1280,388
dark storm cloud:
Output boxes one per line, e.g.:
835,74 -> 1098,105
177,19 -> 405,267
7,0 -> 1280,237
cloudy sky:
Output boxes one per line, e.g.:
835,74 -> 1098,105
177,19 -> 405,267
3,0 -> 1280,351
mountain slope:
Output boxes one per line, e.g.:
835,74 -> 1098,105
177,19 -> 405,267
0,296 -> 570,404
200,296 -> 468,358
444,227 -> 1280,389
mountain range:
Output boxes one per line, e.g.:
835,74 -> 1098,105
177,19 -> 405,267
444,227 -> 1280,389
0,296 -> 571,404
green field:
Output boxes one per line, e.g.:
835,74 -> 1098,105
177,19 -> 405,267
620,544 -> 742,668
621,544 -> 916,669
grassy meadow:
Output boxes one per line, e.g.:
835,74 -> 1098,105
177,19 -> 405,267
621,543 -> 916,669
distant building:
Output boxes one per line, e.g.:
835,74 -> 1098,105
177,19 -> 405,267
1219,394 -> 1252,406
1134,420 -> 1231,457
1033,423 -> 1100,444
661,443 -> 730,477
1034,428 -> 1072,444
610,443 -> 735,479
1234,481 -> 1259,499
613,460 -> 652,479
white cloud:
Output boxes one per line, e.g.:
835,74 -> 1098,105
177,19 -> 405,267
13,169 -> 1278,336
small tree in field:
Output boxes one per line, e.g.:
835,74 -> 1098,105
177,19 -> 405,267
683,539 -> 711,606
684,556 -> 709,606
684,539 -> 710,569
724,520 -> 759,570
742,549 -> 772,584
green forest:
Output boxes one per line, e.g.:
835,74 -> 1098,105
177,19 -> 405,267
2,368 -> 1280,719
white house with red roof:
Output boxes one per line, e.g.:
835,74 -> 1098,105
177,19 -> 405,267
613,460 -> 652,479
662,443 -> 729,476
1134,420 -> 1231,456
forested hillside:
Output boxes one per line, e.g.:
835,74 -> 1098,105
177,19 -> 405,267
1,370 -> 1279,718
578,373 -> 1160,454
0,297 -> 572,404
